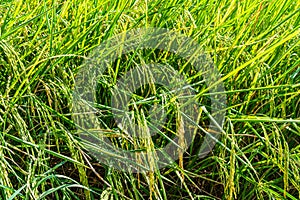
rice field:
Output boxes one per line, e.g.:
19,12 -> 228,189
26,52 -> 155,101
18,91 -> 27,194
0,0 -> 299,199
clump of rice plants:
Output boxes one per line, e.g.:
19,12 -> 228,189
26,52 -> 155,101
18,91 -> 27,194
0,0 -> 299,199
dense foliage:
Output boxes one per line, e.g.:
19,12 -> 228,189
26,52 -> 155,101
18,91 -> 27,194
0,0 -> 299,199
